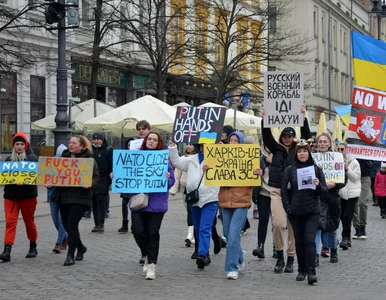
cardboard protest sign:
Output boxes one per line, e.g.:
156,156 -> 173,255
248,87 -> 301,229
346,86 -> 386,161
263,71 -> 304,128
112,149 -> 169,193
37,157 -> 94,186
172,106 -> 226,144
0,161 -> 38,185
312,152 -> 345,183
204,144 -> 261,186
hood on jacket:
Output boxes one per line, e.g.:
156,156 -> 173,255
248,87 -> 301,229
56,144 -> 68,157
12,132 -> 29,150
228,131 -> 245,144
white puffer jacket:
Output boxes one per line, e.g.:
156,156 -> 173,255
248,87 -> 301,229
339,157 -> 361,200
169,146 -> 219,207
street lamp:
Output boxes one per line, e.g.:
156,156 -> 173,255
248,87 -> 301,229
372,0 -> 386,40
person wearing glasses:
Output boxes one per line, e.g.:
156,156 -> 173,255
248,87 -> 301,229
314,133 -> 347,266
337,143 -> 361,250
281,139 -> 328,285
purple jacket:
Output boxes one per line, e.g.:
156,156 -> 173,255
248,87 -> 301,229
129,160 -> 175,213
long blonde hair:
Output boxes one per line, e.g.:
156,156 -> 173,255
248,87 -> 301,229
316,132 -> 335,152
10,148 -> 27,161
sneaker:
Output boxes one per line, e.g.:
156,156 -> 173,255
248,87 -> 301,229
227,271 -> 239,280
145,263 -> 156,280
359,226 -> 367,239
221,236 -> 227,248
352,228 -> 360,239
321,247 -> 330,257
142,257 -> 148,273
238,261 -> 245,272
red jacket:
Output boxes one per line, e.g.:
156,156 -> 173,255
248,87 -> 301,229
375,171 -> 386,197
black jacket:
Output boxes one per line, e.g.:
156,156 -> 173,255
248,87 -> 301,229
319,172 -> 347,232
51,149 -> 100,207
281,162 -> 328,216
92,139 -> 113,194
3,147 -> 38,200
262,118 -> 312,188
358,159 -> 372,178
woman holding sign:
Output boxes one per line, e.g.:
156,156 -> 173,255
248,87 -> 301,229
130,132 -> 175,280
314,133 -> 347,266
50,136 -> 100,266
281,140 -> 327,285
218,132 -> 262,280
0,133 -> 39,263
169,138 -> 219,271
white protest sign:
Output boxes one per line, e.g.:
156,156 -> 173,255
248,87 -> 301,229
263,71 -> 304,128
297,166 -> 316,190
312,152 -> 345,183
129,139 -> 144,150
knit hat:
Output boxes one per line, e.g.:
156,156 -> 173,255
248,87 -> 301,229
12,132 -> 29,149
92,132 -> 104,140
222,125 -> 235,138
244,135 -> 255,144
295,139 -> 312,154
381,162 -> 386,168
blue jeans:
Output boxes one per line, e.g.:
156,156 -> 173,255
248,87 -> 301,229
221,207 -> 248,272
49,199 -> 67,244
316,230 -> 338,254
191,202 -> 218,257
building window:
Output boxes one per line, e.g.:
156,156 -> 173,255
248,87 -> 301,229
0,72 -> 17,152
341,74 -> 344,102
81,0 -> 91,25
322,11 -> 326,42
313,6 -> 318,38
72,83 -> 89,102
30,76 -> 46,152
333,20 -> 337,50
322,67 -> 326,97
107,87 -> 126,107
268,6 -> 277,35
315,65 -> 319,92
343,28 -> 347,54
173,8 -> 181,50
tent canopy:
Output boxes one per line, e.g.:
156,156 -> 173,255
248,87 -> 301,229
31,99 -> 114,132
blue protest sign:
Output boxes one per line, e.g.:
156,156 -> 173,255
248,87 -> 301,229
0,161 -> 38,185
112,149 -> 169,193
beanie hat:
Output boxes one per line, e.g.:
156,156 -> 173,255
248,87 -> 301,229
244,135 -> 255,144
92,132 -> 104,140
295,139 -> 312,154
281,127 -> 296,137
12,132 -> 29,150
222,125 -> 235,137
381,162 -> 386,168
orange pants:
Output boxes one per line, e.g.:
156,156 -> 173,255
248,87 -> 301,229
3,198 -> 38,245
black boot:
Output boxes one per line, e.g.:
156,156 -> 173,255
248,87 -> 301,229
83,210 -> 91,218
191,250 -> 198,259
307,267 -> 318,285
252,242 -> 265,259
296,268 -> 306,281
0,244 -> 12,262
118,220 -> 129,233
284,256 -> 294,273
330,248 -> 338,263
274,250 -> 285,273
315,254 -> 319,267
26,241 -> 38,258
75,244 -> 87,261
339,237 -> 349,250
63,254 -> 75,266
92,224 -> 104,233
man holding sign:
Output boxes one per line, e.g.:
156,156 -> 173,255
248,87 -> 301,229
0,133 -> 39,263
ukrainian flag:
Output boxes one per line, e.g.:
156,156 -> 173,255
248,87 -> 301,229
198,132 -> 218,144
352,31 -> 386,91
334,105 -> 351,127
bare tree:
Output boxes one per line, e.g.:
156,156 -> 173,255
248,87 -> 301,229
184,0 -> 312,104
0,1 -> 48,74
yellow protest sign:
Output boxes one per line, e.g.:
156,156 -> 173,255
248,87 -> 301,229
37,157 -> 94,187
0,161 -> 38,185
204,144 -> 261,186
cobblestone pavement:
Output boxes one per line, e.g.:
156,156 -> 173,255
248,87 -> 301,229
0,186 -> 385,300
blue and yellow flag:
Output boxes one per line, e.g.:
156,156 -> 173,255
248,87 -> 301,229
334,105 -> 351,127
352,31 -> 386,91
